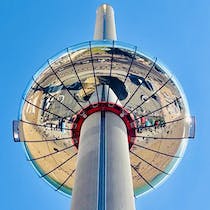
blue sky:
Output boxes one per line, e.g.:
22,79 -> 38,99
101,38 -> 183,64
1,0 -> 209,209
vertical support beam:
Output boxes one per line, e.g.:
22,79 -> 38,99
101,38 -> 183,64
70,86 -> 135,210
94,4 -> 117,40
70,111 -> 135,210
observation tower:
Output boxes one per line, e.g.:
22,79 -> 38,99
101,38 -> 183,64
13,4 -> 195,210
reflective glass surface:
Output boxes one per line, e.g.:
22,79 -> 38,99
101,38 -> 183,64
16,40 -> 194,197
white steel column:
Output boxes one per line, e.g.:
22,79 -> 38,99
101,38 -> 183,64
94,4 -> 117,40
70,86 -> 135,210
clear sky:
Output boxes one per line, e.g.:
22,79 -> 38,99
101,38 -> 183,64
1,0 -> 209,209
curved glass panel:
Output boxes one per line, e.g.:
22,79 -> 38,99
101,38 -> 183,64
16,40 -> 193,197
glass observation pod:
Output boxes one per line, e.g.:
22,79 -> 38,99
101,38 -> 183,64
13,40 -> 195,197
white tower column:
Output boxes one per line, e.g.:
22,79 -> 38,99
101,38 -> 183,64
94,4 -> 117,40
71,4 -> 135,209
70,86 -> 135,210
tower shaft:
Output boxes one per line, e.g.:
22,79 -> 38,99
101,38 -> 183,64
94,4 -> 117,40
70,86 -> 135,210
70,111 -> 135,210
71,5 -> 135,209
